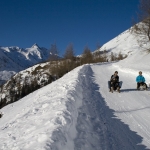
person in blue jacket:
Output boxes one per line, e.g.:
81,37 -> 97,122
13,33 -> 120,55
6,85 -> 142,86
136,71 -> 148,90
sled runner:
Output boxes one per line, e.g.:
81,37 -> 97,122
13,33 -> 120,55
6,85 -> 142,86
108,81 -> 123,93
138,83 -> 149,91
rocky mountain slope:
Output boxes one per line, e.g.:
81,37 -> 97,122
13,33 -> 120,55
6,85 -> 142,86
0,61 -> 55,108
0,44 -> 50,85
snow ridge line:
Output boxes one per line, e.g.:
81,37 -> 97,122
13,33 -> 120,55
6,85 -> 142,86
48,65 -> 86,150
0,65 -> 84,150
44,64 -> 99,150
47,64 -> 100,150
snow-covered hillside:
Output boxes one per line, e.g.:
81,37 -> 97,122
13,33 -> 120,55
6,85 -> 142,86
0,44 -> 50,85
0,62 -> 54,109
98,28 -> 150,71
0,63 -> 150,149
1,28 -> 150,149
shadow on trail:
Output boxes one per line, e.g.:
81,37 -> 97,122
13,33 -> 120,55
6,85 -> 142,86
74,65 -> 148,150
121,89 -> 138,92
115,106 -> 150,113
121,88 -> 150,92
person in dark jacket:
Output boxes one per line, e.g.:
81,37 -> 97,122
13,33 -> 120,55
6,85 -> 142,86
136,71 -> 148,90
109,71 -> 120,92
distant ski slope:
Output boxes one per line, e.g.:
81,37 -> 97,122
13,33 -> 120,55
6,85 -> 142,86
0,63 -> 150,150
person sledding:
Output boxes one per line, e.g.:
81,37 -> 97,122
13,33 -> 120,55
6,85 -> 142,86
136,71 -> 148,90
109,71 -> 120,93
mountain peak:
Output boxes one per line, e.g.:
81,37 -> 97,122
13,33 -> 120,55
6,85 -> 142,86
31,43 -> 40,48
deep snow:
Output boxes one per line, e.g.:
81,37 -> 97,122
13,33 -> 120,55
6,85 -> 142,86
0,63 -> 150,150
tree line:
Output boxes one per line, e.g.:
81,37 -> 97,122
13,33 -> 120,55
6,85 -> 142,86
49,43 -> 126,79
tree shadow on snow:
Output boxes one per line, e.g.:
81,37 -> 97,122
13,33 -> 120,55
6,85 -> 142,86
74,65 -> 149,150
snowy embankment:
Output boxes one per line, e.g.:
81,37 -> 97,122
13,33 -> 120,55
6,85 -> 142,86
1,63 -> 150,149
0,65 -> 84,150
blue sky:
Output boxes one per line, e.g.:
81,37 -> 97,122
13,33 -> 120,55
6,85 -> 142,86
0,0 -> 139,56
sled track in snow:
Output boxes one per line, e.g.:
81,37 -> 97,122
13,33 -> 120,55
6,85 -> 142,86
74,65 -> 147,150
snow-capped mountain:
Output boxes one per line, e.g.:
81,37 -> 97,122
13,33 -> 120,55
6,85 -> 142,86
1,27 -> 150,149
0,44 -> 50,85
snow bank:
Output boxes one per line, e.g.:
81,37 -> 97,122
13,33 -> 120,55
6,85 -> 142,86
0,65 -> 89,150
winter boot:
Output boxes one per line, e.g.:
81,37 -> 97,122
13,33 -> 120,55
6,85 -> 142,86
111,87 -> 113,93
117,87 -> 120,93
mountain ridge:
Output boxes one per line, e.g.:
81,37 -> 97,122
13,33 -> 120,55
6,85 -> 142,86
0,44 -> 51,85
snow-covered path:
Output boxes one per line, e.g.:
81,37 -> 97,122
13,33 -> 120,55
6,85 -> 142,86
0,63 -> 150,150
91,63 -> 150,149
74,64 -> 149,150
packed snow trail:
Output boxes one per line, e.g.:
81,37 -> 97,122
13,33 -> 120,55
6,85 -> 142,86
91,63 -> 150,149
0,64 -> 150,150
74,64 -> 148,150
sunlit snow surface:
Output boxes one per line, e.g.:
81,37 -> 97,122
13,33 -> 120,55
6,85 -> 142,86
1,29 -> 150,149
